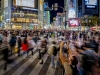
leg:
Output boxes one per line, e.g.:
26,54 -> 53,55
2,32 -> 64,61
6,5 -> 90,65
18,47 -> 20,56
4,61 -> 8,71
40,52 -> 43,64
51,55 -> 55,68
38,49 -> 41,59
31,48 -> 33,55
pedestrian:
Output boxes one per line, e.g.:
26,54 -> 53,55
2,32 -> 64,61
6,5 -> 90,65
9,36 -> 16,55
48,41 -> 58,69
21,37 -> 29,58
17,37 -> 22,56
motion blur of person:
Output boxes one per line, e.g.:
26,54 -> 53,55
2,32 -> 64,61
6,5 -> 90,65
9,36 -> 16,55
37,38 -> 42,59
1,42 -> 13,71
40,37 -> 48,64
27,36 -> 36,56
17,37 -> 22,57
0,32 -> 3,44
59,41 -> 79,75
79,50 -> 100,75
48,41 -> 58,69
3,34 -> 8,44
2,46 -> 10,71
21,37 -> 28,58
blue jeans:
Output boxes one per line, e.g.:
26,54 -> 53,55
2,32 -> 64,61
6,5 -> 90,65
51,55 -> 55,68
22,51 -> 28,57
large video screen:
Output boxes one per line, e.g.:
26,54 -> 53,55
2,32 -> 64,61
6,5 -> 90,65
15,0 -> 35,8
69,18 -> 79,26
68,0 -> 76,18
85,0 -> 97,5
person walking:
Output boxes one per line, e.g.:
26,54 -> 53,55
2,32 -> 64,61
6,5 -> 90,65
21,37 -> 29,58
48,41 -> 58,69
17,37 -> 22,57
9,36 -> 16,55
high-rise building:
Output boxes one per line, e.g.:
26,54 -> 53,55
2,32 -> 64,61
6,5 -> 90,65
0,0 -> 4,27
38,0 -> 44,28
1,0 -> 38,29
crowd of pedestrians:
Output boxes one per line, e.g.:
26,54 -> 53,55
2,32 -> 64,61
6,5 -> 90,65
0,29 -> 100,75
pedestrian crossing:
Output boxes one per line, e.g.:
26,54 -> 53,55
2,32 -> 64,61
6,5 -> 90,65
0,48 -> 62,75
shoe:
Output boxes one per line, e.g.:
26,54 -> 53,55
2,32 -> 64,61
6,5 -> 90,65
40,62 -> 43,64
32,52 -> 33,55
40,60 -> 43,64
18,55 -> 20,57
38,57 -> 41,59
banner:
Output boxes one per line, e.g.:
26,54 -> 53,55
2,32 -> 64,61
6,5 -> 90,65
68,0 -> 76,18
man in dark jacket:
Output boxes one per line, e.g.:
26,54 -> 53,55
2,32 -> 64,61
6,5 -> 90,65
9,36 -> 16,55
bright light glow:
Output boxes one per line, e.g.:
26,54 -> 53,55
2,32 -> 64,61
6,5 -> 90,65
22,7 -> 38,11
15,0 -> 35,8
68,9 -> 76,18
69,19 -> 79,26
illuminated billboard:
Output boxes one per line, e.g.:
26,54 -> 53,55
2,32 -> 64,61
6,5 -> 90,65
85,0 -> 98,9
68,0 -> 76,18
69,18 -> 79,27
85,0 -> 97,5
82,0 -> 98,14
15,0 -> 35,8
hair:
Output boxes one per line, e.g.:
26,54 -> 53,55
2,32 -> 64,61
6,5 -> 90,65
52,41 -> 56,44
71,56 -> 78,66
81,54 -> 95,72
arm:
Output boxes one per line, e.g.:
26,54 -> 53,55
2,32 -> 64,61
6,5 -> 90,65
60,42 -> 69,65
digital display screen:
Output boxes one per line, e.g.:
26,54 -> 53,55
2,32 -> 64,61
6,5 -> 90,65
69,18 -> 79,26
85,0 -> 97,5
68,0 -> 76,18
15,0 -> 35,8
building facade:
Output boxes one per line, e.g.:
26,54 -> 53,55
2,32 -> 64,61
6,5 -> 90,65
38,0 -> 44,28
0,0 -> 38,29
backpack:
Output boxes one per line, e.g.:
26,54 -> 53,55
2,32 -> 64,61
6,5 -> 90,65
53,46 -> 57,56
9,39 -> 16,47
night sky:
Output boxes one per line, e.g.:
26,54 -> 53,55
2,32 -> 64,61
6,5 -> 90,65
47,0 -> 64,23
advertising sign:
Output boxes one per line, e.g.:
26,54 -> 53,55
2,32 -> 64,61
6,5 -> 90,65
40,0 -> 43,11
4,0 -> 8,8
15,0 -> 35,8
69,18 -> 79,27
44,2 -> 48,16
85,0 -> 97,9
85,0 -> 97,5
68,0 -> 76,18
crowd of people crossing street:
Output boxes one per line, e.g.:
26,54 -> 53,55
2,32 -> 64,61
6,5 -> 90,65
0,29 -> 100,75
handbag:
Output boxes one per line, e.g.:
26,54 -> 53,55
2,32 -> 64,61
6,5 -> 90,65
14,47 -> 18,53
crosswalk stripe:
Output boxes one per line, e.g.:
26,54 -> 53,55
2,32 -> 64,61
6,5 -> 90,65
0,54 -> 18,66
3,50 -> 38,75
38,55 -> 51,75
20,54 -> 41,75
0,49 -> 59,75
11,52 -> 39,75
29,54 -> 49,75
45,61 -> 55,75
0,55 -> 19,70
